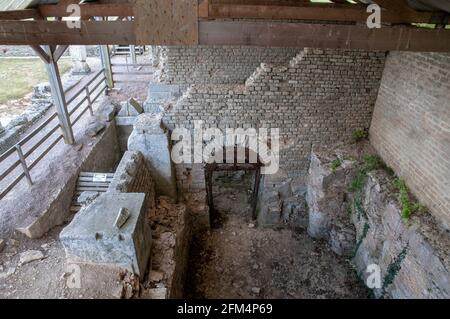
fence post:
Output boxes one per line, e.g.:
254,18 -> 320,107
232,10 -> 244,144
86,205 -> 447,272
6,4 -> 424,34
130,45 -> 137,65
85,86 -> 94,116
15,145 -> 33,186
100,45 -> 114,90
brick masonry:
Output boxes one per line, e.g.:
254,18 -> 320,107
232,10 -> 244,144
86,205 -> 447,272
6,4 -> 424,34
370,51 -> 450,229
161,48 -> 386,195
158,46 -> 299,84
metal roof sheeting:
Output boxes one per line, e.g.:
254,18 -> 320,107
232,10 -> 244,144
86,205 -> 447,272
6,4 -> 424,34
0,0 -> 60,11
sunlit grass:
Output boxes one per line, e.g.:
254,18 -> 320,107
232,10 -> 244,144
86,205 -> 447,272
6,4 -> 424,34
0,58 -> 72,104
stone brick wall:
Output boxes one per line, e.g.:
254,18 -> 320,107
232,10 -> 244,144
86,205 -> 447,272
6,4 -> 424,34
163,48 -> 386,194
159,46 -> 298,84
370,52 -> 450,228
109,151 -> 156,211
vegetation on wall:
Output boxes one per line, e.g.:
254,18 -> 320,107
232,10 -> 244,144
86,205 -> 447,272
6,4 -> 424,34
351,222 -> 370,259
393,178 -> 426,223
382,247 -> 408,295
352,130 -> 369,143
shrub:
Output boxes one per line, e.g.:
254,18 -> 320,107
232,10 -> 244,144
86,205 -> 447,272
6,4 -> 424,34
352,130 -> 369,142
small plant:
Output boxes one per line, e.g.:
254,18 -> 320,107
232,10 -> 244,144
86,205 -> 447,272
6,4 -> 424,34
350,170 -> 367,193
363,154 -> 384,171
352,130 -> 369,142
352,222 -> 370,258
382,247 -> 408,292
330,158 -> 342,173
393,178 -> 426,223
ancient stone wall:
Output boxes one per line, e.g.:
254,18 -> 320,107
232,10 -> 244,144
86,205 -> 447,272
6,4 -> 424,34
306,144 -> 450,299
370,52 -> 450,229
163,48 -> 386,196
109,150 -> 156,211
159,46 -> 298,84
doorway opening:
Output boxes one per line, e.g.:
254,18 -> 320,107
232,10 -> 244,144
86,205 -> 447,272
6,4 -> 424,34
204,146 -> 262,227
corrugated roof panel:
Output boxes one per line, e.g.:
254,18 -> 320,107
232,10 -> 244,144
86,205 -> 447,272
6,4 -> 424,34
0,0 -> 35,11
0,0 -> 60,11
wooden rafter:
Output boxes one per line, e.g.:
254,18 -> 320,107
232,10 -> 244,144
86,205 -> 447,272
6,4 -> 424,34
200,0 -> 445,24
0,0 -> 448,52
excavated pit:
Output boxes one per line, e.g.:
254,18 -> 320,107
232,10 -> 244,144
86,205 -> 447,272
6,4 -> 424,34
185,171 -> 369,299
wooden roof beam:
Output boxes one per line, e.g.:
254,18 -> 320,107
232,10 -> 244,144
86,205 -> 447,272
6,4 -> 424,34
201,1 -> 443,24
0,9 -> 41,20
38,2 -> 133,18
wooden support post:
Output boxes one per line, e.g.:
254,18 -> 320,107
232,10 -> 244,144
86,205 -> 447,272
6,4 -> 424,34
44,45 -> 74,145
85,86 -> 93,116
130,45 -> 137,65
100,45 -> 114,90
15,145 -> 33,186
31,45 -> 74,145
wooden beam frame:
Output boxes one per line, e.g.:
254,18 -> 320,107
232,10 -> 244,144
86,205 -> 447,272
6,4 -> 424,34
202,2 -> 442,24
0,20 -> 135,45
38,3 -> 133,19
198,20 -> 450,52
31,45 -> 75,145
0,1 -> 448,52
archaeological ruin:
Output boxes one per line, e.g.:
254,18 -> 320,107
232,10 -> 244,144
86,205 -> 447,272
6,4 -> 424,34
0,0 -> 449,301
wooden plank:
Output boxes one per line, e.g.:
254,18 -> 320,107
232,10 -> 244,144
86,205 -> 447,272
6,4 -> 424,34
77,182 -> 111,187
0,9 -> 41,20
132,0 -> 198,45
206,3 -> 438,24
78,176 -> 113,182
30,45 -> 50,64
79,172 -> 114,177
199,20 -> 450,52
38,3 -> 133,18
0,20 -> 135,45
77,187 -> 109,192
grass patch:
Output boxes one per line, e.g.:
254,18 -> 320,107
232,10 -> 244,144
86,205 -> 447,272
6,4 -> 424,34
330,158 -> 342,173
349,154 -> 388,220
352,130 -> 369,142
0,58 -> 72,104
393,178 -> 426,223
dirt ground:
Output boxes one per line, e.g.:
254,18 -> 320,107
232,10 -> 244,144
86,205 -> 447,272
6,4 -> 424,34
186,172 -> 369,299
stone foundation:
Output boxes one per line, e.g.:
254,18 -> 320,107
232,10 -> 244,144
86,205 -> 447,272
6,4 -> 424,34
306,143 -> 450,299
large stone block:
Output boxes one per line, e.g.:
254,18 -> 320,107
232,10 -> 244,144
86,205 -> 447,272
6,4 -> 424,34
128,114 -> 177,199
60,193 -> 152,277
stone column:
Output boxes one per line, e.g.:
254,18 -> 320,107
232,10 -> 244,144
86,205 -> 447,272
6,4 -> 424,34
128,113 -> 178,199
70,45 -> 91,75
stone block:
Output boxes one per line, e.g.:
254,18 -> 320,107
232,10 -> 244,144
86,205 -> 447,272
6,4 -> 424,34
128,114 -> 177,199
60,193 -> 152,277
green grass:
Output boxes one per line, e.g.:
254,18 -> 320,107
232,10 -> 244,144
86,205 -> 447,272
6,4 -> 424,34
330,158 -> 342,173
0,58 -> 72,104
352,130 -> 369,142
393,178 -> 426,223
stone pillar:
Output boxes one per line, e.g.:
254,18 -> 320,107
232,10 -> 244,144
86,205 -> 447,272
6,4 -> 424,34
149,46 -> 162,67
70,46 -> 91,75
128,113 -> 177,199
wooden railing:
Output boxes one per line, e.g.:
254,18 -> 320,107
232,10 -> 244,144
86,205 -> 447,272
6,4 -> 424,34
0,69 -> 107,200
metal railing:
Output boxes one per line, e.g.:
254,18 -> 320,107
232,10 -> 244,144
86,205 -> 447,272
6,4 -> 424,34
111,63 -> 153,84
0,69 -> 107,200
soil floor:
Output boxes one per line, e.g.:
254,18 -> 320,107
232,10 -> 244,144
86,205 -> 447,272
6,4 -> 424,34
186,172 -> 369,299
